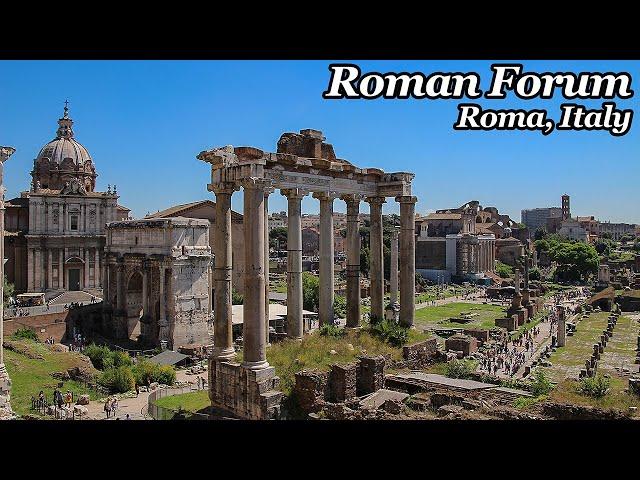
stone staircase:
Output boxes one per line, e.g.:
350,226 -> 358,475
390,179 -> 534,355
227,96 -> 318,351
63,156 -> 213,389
49,290 -> 102,306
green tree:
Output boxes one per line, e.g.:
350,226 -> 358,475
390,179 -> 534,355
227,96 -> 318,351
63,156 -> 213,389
534,227 -> 546,241
360,246 -> 370,276
601,232 -> 612,240
302,272 -> 319,312
496,261 -> 513,278
594,239 -> 613,257
333,295 -> 347,319
549,241 -> 599,281
232,289 -> 244,305
529,267 -> 541,281
269,226 -> 288,250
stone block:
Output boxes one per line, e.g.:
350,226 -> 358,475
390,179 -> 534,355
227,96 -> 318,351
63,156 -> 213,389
328,363 -> 357,403
293,370 -> 329,414
445,334 -> 478,357
495,316 -> 517,331
356,356 -> 385,396
77,394 -> 90,405
463,329 -> 490,344
402,338 -> 438,365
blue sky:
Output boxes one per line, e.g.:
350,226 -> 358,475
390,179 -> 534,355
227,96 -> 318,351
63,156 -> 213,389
0,60 -> 638,223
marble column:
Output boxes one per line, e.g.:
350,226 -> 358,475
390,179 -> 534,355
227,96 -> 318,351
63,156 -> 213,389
27,248 -> 34,292
397,195 -> 417,328
158,265 -> 169,344
390,227 -> 399,304
47,249 -> 53,290
264,187 -> 273,343
313,192 -> 336,326
241,178 -> 269,369
282,188 -> 306,339
211,183 -> 236,361
557,305 -> 566,347
342,194 -> 362,328
366,196 -> 385,323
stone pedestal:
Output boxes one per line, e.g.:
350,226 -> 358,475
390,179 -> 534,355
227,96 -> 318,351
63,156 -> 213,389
515,308 -> 527,326
557,305 -> 566,347
208,359 -> 282,420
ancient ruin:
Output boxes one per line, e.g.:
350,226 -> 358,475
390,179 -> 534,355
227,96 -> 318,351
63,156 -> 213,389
198,129 -> 417,419
101,217 -> 212,350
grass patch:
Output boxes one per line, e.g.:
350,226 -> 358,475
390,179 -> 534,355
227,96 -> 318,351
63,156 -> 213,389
153,390 -> 209,413
415,302 -> 505,330
4,339 -> 101,417
548,377 -> 639,414
266,329 -> 408,396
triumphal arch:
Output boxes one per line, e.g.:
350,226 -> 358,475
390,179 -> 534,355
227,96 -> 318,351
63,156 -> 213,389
198,129 -> 416,419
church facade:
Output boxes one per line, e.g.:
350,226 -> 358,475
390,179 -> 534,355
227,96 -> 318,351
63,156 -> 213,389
4,105 -> 130,295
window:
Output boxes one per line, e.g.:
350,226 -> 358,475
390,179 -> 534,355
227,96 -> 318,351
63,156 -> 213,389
70,215 -> 79,231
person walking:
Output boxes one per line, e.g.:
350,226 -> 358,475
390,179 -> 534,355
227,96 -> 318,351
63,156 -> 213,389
104,398 -> 111,419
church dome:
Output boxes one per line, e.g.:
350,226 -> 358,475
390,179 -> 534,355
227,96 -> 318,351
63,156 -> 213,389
31,102 -> 97,192
36,136 -> 92,168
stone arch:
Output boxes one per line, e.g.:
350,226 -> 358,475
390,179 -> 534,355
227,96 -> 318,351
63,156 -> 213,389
125,269 -> 144,339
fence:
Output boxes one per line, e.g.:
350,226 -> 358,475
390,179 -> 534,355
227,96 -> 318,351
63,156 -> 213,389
147,384 -> 209,420
30,392 -> 90,420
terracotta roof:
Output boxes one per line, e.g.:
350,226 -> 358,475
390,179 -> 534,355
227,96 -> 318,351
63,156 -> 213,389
146,200 -> 243,221
117,204 -> 131,212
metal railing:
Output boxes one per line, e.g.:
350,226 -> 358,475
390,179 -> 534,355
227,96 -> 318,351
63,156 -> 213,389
147,384 -> 209,420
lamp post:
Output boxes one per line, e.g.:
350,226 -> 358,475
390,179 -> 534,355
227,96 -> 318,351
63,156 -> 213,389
0,146 -> 15,414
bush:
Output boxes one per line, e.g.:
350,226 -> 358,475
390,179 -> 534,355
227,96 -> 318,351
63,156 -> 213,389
577,374 -> 610,398
368,318 -> 408,347
333,295 -> 347,319
132,358 -> 176,386
99,366 -> 135,393
530,369 -> 553,396
84,344 -> 132,371
445,359 -> 477,379
318,323 -> 346,338
11,327 -> 39,342
156,365 -> 176,385
496,261 -> 513,279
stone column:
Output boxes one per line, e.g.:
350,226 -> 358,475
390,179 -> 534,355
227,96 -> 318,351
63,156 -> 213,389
282,188 -> 306,339
366,196 -> 385,323
313,192 -> 336,326
1,146 -> 15,378
58,248 -> 64,290
158,265 -> 169,344
241,178 -> 269,369
390,227 -> 399,304
342,194 -> 362,328
47,249 -> 53,290
211,183 -> 236,361
27,248 -> 34,292
397,195 -> 417,328
116,261 -> 125,311
84,248 -> 90,289
35,248 -> 42,291
264,187 -> 273,343
94,248 -> 100,288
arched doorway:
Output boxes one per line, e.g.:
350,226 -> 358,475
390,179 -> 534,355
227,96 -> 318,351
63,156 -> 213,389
126,271 -> 144,339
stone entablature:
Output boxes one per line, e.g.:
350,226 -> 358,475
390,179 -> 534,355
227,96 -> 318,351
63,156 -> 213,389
104,217 -> 212,349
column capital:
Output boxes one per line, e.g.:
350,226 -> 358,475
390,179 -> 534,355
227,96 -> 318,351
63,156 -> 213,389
365,196 -> 387,206
312,191 -> 339,201
395,195 -> 418,204
209,182 -> 238,195
340,193 -> 365,205
280,188 -> 308,200
239,177 -> 271,191
264,186 -> 275,196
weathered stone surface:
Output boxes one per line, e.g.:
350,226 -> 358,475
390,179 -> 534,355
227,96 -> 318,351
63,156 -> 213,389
402,338 -> 438,366
77,394 -> 90,405
329,363 -> 357,403
356,356 -> 385,396
445,334 -> 478,357
495,316 -> 518,331
293,370 -> 328,414
359,389 -> 408,410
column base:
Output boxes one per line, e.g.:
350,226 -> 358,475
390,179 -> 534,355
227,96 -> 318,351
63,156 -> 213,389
242,359 -> 270,370
209,358 -> 282,420
212,347 -> 236,361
